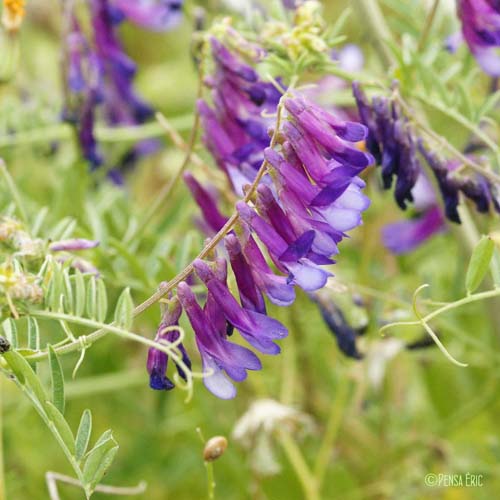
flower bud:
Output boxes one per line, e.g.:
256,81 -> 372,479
203,436 -> 228,462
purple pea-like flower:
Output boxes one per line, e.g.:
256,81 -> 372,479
382,206 -> 446,254
236,201 -> 331,291
177,281 -> 262,399
457,0 -> 500,76
147,298 -> 190,390
49,239 -> 100,252
183,171 -> 228,234
193,259 -> 288,355
225,234 -> 267,314
198,37 -> 281,193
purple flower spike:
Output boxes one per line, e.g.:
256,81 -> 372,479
177,281 -> 262,399
458,0 -> 500,76
147,298 -> 188,391
196,37 -> 283,194
193,259 -> 288,355
49,239 -> 100,252
382,206 -> 446,254
64,0 -> 181,175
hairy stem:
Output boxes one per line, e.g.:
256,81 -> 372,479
314,379 -> 350,490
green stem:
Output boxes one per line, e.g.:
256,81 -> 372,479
205,461 -> 215,500
353,0 -> 394,67
280,308 -> 298,405
314,380 -> 350,490
278,430 -> 319,500
0,158 -> 28,224
65,370 -> 145,399
417,0 -> 440,52
380,288 -> 500,332
0,114 -> 193,150
14,382 -> 89,498
412,92 -> 500,167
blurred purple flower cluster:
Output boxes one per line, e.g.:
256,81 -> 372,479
62,0 -> 182,178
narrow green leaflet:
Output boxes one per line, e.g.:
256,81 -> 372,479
465,236 -> 495,294
62,270 -> 74,314
47,262 -> 64,311
75,409 -> 93,462
86,277 -> 97,320
27,317 -> 40,351
95,278 -> 108,323
114,288 -> 133,329
74,270 -> 86,317
83,431 -> 118,487
45,401 -> 76,455
89,445 -> 119,490
48,345 -> 65,414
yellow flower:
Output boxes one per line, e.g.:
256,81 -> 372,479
2,0 -> 25,32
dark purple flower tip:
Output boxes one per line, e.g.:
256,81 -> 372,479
49,239 -> 100,252
336,122 -> 367,142
177,281 -> 195,305
279,231 -> 316,263
315,298 -> 363,360
332,148 -> 374,169
149,368 -> 175,390
224,233 -> 243,258
256,183 -> 275,205
310,178 -> 353,207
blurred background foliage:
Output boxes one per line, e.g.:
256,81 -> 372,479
1,0 -> 500,499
